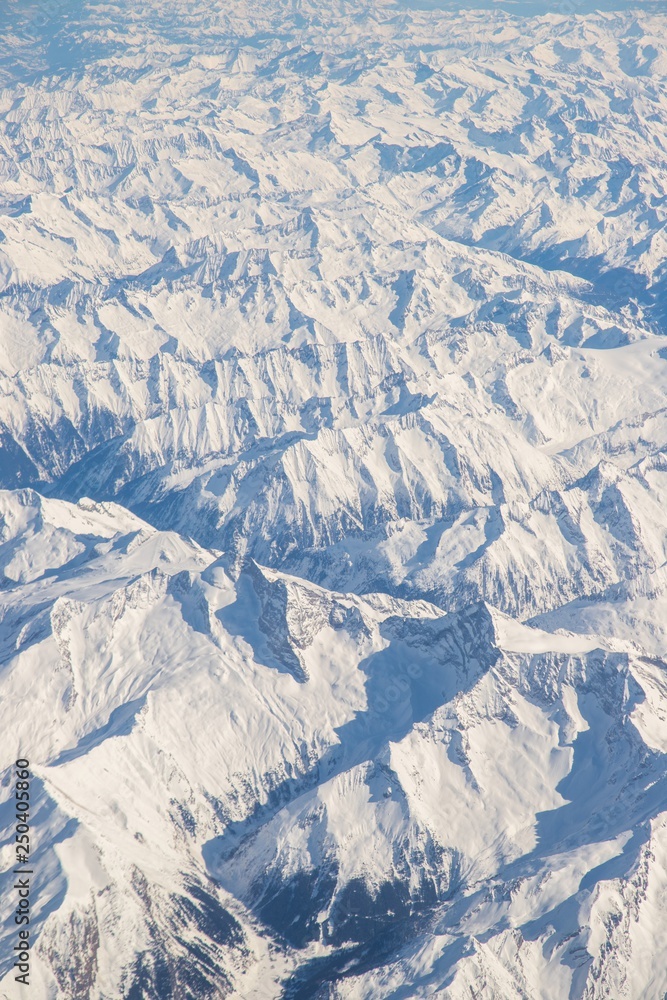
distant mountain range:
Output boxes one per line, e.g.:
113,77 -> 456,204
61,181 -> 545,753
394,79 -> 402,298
1,2 -> 667,997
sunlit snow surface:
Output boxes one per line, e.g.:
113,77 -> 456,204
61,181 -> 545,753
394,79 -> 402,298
1,1 -> 667,997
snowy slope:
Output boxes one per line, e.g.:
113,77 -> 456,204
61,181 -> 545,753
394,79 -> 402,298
2,491 -> 666,1000
1,1 -> 667,998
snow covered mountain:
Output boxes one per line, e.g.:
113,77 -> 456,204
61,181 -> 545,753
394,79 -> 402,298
1,1 -> 667,997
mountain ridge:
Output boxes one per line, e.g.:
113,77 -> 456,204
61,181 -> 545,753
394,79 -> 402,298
2,1 -> 667,996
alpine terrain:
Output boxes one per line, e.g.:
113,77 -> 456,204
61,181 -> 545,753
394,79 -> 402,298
1,0 -> 667,997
